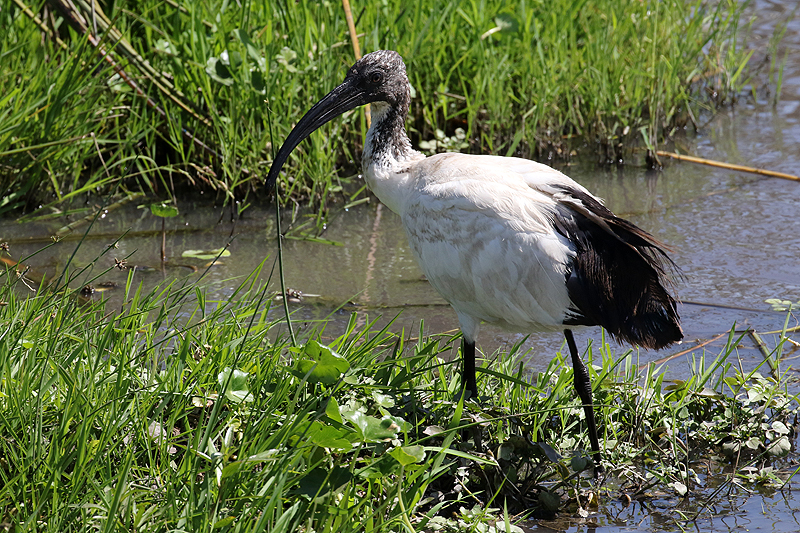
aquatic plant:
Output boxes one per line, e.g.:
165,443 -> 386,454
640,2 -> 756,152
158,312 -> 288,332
1,0 -> 757,215
0,247 -> 797,530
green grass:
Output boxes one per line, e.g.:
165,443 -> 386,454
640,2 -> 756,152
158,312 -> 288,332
1,245 -> 798,532
1,0 -> 755,216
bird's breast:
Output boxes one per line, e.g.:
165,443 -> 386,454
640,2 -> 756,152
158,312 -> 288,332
401,184 -> 577,331
362,151 -> 424,215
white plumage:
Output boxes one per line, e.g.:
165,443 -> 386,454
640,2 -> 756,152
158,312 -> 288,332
394,155 -> 580,336
266,50 -> 683,473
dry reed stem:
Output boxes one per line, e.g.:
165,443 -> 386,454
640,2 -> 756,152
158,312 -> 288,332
657,150 -> 800,182
341,0 -> 370,127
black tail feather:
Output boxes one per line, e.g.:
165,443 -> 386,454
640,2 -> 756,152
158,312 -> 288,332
555,186 -> 682,349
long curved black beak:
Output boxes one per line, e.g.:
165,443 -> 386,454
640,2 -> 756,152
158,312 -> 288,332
265,77 -> 368,195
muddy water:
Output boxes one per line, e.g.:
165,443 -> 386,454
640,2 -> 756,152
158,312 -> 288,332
2,0 -> 800,531
4,117 -> 799,381
6,46 -> 800,377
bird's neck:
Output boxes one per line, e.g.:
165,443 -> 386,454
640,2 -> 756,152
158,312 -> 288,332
362,100 -> 423,215
363,101 -> 418,168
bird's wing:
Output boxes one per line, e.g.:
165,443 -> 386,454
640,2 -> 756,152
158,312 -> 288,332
402,153 -> 682,348
401,154 -> 577,331
485,156 -> 683,348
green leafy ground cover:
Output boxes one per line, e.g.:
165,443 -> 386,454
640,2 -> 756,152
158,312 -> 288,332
1,0 -> 753,215
2,2 -> 796,530
1,255 -> 797,532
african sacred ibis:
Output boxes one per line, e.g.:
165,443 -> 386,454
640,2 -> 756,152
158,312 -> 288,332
265,50 -> 682,472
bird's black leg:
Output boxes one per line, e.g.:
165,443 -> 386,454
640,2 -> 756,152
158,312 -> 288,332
564,329 -> 604,475
461,338 -> 479,400
459,338 -> 482,449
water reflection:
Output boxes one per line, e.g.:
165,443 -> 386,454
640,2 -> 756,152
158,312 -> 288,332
2,0 -> 800,531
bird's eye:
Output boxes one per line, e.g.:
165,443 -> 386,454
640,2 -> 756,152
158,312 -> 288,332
369,71 -> 383,84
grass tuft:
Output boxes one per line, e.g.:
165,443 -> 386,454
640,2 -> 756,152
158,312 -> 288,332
1,244 -> 798,530
1,0 -> 757,215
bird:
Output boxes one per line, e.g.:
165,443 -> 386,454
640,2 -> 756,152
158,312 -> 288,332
265,50 -> 682,472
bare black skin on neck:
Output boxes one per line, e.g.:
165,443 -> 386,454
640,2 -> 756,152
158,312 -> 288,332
265,50 -> 415,194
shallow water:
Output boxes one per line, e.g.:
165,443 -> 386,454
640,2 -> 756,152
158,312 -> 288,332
2,0 -> 800,530
4,141 -> 799,382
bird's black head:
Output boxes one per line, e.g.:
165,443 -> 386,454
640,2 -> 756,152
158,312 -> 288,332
342,50 -> 409,108
264,50 -> 409,195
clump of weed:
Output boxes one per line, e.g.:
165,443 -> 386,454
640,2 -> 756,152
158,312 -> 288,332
2,247 -> 797,531
1,0 -> 759,215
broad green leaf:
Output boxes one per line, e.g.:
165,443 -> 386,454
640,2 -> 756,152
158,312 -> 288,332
745,436 -> 763,450
372,391 -> 395,408
724,376 -> 743,389
389,445 -> 425,466
357,457 -> 402,480
307,421 -> 352,450
533,441 -> 562,463
539,490 -> 560,512
154,38 -> 177,55
149,202 -> 179,218
772,420 -> 790,435
495,13 -> 520,33
296,466 -> 352,502
697,387 -> 722,399
747,388 -> 766,403
206,56 -> 234,86
182,248 -> 231,260
669,481 -> 688,496
664,380 -> 685,391
342,409 -> 405,442
213,517 -> 235,529
221,462 -> 243,478
325,396 -> 343,424
570,455 -> 591,473
766,436 -> 791,457
251,70 -> 265,94
220,49 -> 242,68
217,367 -> 253,403
723,440 -> 741,455
276,46 -> 298,72
293,340 -> 350,385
